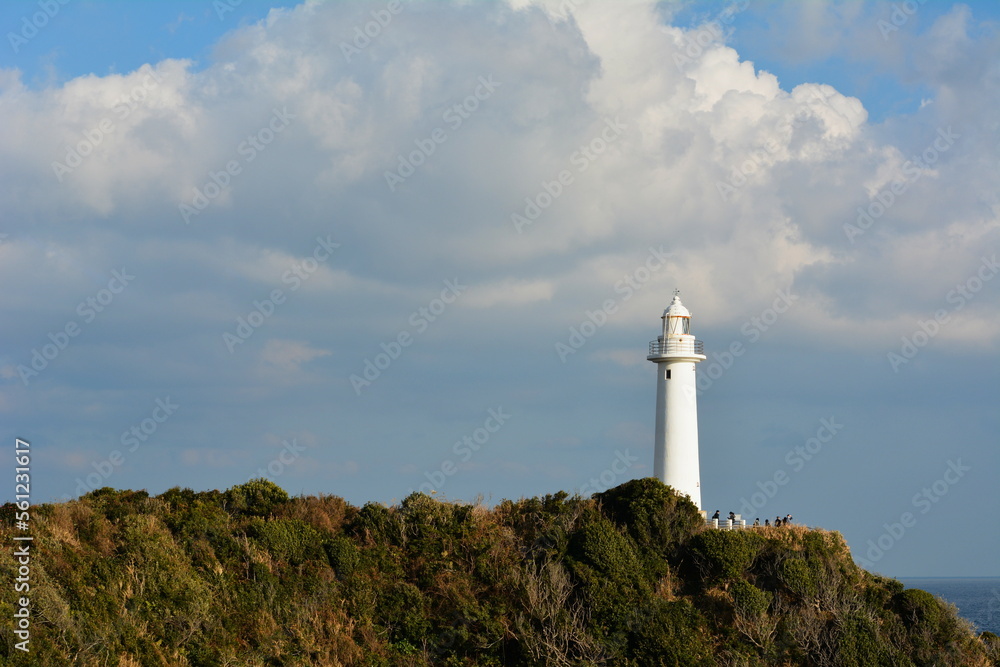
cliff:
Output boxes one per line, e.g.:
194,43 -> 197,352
2,478 -> 997,665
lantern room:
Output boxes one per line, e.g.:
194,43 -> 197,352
661,290 -> 692,338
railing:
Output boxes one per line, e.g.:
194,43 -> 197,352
705,517 -> 794,530
648,339 -> 704,356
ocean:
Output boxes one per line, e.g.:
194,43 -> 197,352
900,577 -> 1000,636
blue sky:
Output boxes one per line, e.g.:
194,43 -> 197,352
1,1 -> 277,84
2,1 -> 998,578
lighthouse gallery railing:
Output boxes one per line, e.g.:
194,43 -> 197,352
648,339 -> 704,355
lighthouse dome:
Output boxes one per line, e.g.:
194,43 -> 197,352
663,293 -> 690,319
661,292 -> 692,337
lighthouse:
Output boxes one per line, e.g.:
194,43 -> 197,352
647,291 -> 707,510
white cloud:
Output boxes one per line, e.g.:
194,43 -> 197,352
2,2 -> 998,565
463,279 -> 555,308
2,0 -> 995,361
259,339 -> 331,372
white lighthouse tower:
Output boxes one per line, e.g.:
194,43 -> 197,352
647,291 -> 707,510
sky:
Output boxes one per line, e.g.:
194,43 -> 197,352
1,0 -> 998,578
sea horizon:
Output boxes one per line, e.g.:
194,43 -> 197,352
901,575 -> 1000,579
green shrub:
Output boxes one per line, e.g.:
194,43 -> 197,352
566,515 -> 650,654
730,579 -> 771,618
628,599 -> 715,666
780,556 -> 818,599
837,612 -> 894,666
348,501 -> 405,546
862,574 -> 903,612
87,487 -> 151,521
376,581 -> 431,645
223,478 -> 289,517
114,514 -> 213,646
688,529 -> 766,583
594,477 -> 703,579
568,516 -> 646,584
981,631 -> 1000,666
895,588 -> 943,627
498,491 -> 596,564
325,534 -> 362,578
3,481 -> 993,666
248,517 -> 322,565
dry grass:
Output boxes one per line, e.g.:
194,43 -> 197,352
275,493 -> 349,535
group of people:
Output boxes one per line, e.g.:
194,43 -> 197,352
710,510 -> 794,527
754,514 -> 793,527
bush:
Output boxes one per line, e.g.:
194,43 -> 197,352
594,477 -> 703,579
347,501 -> 404,546
837,612 -> 893,666
248,517 -> 323,566
688,529 -> 766,583
87,487 -> 151,522
3,481 -> 993,666
325,535 -> 362,578
498,492 -> 595,564
629,599 -> 715,665
376,581 -> 431,645
566,516 -> 650,654
981,632 -> 1000,666
895,588 -> 943,627
780,556 -> 818,599
730,579 -> 771,618
223,478 -> 289,517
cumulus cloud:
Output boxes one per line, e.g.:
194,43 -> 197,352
1,0 -> 997,538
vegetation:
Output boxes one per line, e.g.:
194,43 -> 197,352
1,478 -> 995,665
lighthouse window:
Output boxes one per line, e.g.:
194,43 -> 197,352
665,370 -> 671,379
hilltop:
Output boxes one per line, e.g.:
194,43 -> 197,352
2,478 -> 998,665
